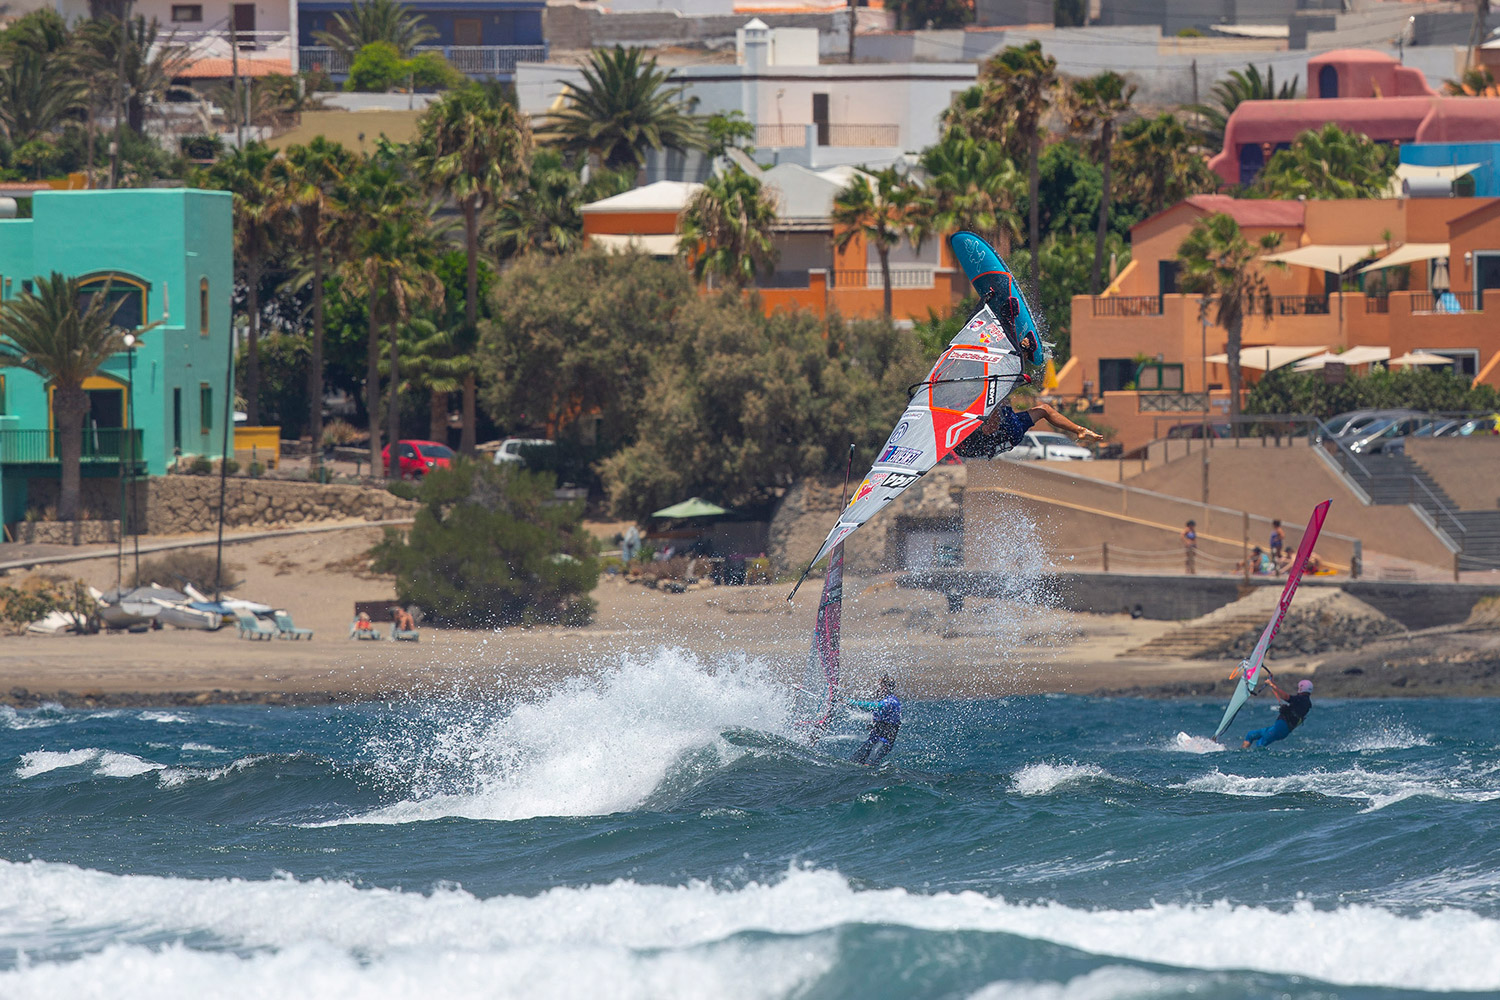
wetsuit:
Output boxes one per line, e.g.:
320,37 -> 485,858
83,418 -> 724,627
1245,692 -> 1311,747
953,405 -> 1035,460
850,695 -> 902,766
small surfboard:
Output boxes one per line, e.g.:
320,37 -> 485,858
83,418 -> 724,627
949,231 -> 1046,367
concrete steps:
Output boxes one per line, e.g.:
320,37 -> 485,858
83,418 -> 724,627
1120,587 -> 1281,659
1456,511 -> 1500,570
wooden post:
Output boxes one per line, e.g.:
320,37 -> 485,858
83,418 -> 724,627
1102,542 -> 1109,573
1242,511 -> 1251,583
1455,550 -> 1461,582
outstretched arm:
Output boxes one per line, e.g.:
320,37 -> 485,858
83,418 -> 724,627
1029,402 -> 1105,443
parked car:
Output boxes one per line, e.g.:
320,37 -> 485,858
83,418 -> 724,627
382,439 -> 454,478
1346,414 -> 1435,455
1006,431 -> 1095,461
492,438 -> 554,464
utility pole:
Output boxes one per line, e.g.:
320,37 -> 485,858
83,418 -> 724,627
230,16 -> 243,149
109,1 -> 130,188
845,0 -> 856,64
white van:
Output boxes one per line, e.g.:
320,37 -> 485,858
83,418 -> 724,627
493,438 -> 554,464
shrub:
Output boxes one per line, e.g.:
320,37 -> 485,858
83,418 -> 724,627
189,455 -> 213,475
0,576 -> 97,635
346,41 -> 407,92
132,550 -> 243,592
322,418 -> 363,448
386,480 -> 419,501
407,50 -> 465,91
249,461 -> 266,478
370,460 -> 600,627
179,134 -> 224,160
220,457 -> 240,476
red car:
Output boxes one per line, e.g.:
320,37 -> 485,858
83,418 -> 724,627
382,439 -> 454,479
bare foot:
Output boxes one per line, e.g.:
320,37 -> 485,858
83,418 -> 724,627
1076,428 -> 1104,444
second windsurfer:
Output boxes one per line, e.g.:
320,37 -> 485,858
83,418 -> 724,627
849,675 -> 902,766
954,400 -> 1105,460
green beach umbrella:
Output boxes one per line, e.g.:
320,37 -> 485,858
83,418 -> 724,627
651,497 -> 729,519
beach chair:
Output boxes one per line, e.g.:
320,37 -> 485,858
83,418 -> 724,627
235,611 -> 276,641
274,612 -> 314,641
391,623 -> 420,642
348,619 -> 383,640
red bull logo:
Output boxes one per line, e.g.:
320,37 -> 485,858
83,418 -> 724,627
848,478 -> 876,506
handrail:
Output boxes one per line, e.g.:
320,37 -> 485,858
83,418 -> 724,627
1414,476 -> 1466,536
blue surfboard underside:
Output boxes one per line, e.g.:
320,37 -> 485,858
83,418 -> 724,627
949,231 -> 1045,366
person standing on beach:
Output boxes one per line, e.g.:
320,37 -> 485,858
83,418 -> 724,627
1242,677 -> 1313,749
1269,520 -> 1286,563
1182,520 -> 1198,574
849,674 -> 902,767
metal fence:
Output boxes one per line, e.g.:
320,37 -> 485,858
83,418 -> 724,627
1090,295 -> 1161,316
752,122 -> 900,149
1364,294 -> 1389,314
829,268 -> 935,289
1265,294 -> 1329,316
0,428 -> 145,465
1411,289 -> 1479,313
298,44 -> 546,77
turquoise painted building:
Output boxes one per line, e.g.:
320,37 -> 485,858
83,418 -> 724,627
0,188 -> 234,526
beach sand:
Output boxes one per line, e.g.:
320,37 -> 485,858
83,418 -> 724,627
4,525 -> 1499,706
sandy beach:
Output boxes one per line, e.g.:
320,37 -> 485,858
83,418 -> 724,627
3,524 -> 1499,706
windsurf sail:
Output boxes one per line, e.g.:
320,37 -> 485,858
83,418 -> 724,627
1211,499 -> 1332,741
792,537 -> 843,741
788,293 -> 1028,599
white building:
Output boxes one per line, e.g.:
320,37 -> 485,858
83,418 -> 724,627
517,19 -> 977,179
56,0 -> 296,77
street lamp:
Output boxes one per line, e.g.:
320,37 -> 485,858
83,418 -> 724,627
122,332 -> 140,584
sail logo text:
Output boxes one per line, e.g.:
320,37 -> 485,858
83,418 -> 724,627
878,445 -> 923,466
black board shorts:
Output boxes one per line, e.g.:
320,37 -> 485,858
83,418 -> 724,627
954,406 -> 1035,459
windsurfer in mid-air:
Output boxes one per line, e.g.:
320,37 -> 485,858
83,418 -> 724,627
1242,675 -> 1313,748
954,397 -> 1105,460
849,674 -> 901,766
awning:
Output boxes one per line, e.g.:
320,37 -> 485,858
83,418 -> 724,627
1293,345 -> 1391,371
651,497 -> 729,519
1204,345 -> 1327,371
1260,244 -> 1382,272
1358,242 -> 1450,273
1396,162 -> 1480,183
1388,351 -> 1454,367
588,233 -> 682,257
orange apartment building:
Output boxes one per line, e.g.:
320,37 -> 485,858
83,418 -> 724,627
1056,193 -> 1500,449
579,163 -> 969,323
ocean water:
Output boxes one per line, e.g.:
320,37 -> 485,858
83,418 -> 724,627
3,649 -> 1500,999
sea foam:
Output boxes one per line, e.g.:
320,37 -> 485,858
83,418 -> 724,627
1,861 -> 1498,994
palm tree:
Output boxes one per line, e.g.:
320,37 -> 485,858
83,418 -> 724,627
1187,64 -> 1299,149
980,41 -> 1059,304
1252,123 -> 1394,200
313,0 -> 436,59
412,86 -> 531,455
679,165 -> 779,289
0,44 -> 86,147
1444,66 -> 1499,96
268,137 -> 356,471
392,317 -> 471,441
488,149 -> 632,259
0,273 -> 127,521
1111,113 -> 1219,217
198,142 -> 279,426
832,168 -> 924,318
75,15 -> 190,133
1176,213 -> 1282,424
919,130 -> 1023,254
1063,70 -> 1135,294
546,46 -> 704,172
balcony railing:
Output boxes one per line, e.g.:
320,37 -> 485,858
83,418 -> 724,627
1091,295 -> 1161,316
1264,294 -> 1330,316
0,428 -> 145,466
829,268 -> 935,289
752,122 -> 901,149
755,270 -> 813,289
298,44 -> 547,77
1364,294 -> 1389,314
1411,289 -> 1479,313
1139,392 -> 1209,412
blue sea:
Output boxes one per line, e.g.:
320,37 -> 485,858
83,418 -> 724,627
2,649 -> 1499,999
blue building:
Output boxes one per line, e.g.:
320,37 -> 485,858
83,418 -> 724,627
298,0 -> 547,81
1402,142 -> 1500,197
0,189 -> 234,526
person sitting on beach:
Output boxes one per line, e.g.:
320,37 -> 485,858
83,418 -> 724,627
953,400 -> 1104,460
849,674 -> 902,767
393,607 -> 415,632
350,611 -> 376,638
1236,546 -> 1274,575
1242,676 -> 1312,749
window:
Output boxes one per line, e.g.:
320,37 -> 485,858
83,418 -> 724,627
0,374 -> 6,415
171,4 -> 203,21
1318,64 -> 1338,99
1137,363 -> 1184,392
173,388 -> 182,453
199,277 -> 210,336
200,383 -> 213,435
78,272 -> 147,330
1098,358 -> 1138,393
812,93 -> 829,146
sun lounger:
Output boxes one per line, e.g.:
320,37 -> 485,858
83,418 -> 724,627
274,612 -> 314,640
235,611 -> 276,641
348,620 -> 383,640
392,624 -> 419,642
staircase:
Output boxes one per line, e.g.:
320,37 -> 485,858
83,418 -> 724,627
1347,452 -> 1458,520
1121,588 -> 1281,659
1456,511 -> 1500,570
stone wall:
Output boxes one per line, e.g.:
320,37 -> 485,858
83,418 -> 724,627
768,466 -> 966,576
23,477 -> 148,523
13,519 -> 120,545
144,476 -> 419,534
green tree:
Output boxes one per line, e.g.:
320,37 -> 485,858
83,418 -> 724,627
0,42 -> 84,148
75,15 -> 189,134
487,148 -> 630,259
388,316 -> 469,440
370,460 -> 599,627
1025,139 -> 1102,238
918,130 -> 1023,253
1187,63 -> 1299,149
197,141 -> 279,425
237,333 -> 310,439
1444,66 -> 1497,96
1063,70 -> 1135,294
413,86 -> 531,455
0,273 -> 127,521
1005,229 -> 1129,363
345,40 -> 407,92
1112,112 -> 1220,218
832,167 -> 925,318
313,0 -> 436,59
546,46 -> 704,171
979,41 -> 1059,304
884,0 -> 973,30
679,164 -> 778,289
1251,123 -> 1395,200
704,110 -> 754,157
1176,212 -> 1283,423
269,136 -> 357,471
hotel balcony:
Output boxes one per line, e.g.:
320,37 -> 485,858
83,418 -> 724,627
297,44 -> 548,80
752,123 -> 901,149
